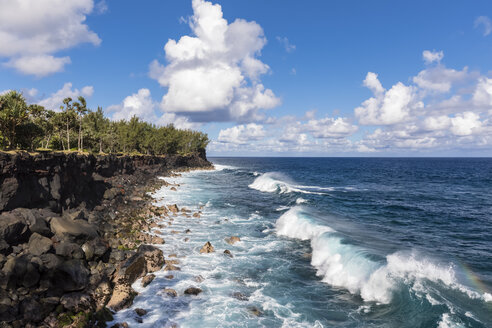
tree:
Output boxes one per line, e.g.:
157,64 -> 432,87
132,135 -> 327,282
85,107 -> 108,153
60,98 -> 76,150
74,96 -> 88,151
0,91 -> 29,149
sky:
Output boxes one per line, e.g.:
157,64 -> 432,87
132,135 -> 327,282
1,0 -> 492,156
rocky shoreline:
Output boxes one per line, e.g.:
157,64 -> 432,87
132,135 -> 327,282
0,151 -> 212,327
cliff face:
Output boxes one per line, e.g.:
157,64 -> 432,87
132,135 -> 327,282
0,152 -> 211,213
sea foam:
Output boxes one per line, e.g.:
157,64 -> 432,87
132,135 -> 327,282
249,172 -> 326,195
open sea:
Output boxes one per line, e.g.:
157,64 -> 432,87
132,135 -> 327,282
111,157 -> 492,328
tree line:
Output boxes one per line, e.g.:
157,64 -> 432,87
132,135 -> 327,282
0,90 -> 209,155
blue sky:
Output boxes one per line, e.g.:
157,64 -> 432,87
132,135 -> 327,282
1,0 -> 492,156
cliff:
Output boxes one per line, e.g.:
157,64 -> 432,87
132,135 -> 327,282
0,151 -> 212,326
0,151 -> 211,213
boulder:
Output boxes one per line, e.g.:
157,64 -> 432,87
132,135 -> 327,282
82,237 -> 109,261
141,274 -> 155,287
164,264 -> 180,271
55,259 -> 90,291
28,233 -> 53,256
137,244 -> 164,273
55,241 -> 85,259
13,208 -> 51,237
60,292 -> 92,312
107,284 -> 137,312
168,204 -> 179,214
184,287 -> 202,296
135,308 -> 147,316
162,288 -> 177,297
248,306 -> 263,317
200,241 -> 214,253
151,236 -> 165,244
225,236 -> 241,245
223,250 -> 233,258
50,217 -> 98,242
231,292 -> 248,301
0,212 -> 30,245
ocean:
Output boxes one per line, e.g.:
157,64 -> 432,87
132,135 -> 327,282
111,157 -> 492,327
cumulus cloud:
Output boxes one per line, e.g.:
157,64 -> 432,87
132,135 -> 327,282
149,0 -> 280,122
413,65 -> 469,93
474,16 -> 492,36
422,50 -> 444,64
107,88 -> 156,122
305,117 -> 358,138
38,83 -> 94,110
0,0 -> 101,76
107,88 -> 198,129
355,73 -> 423,125
218,123 -> 266,144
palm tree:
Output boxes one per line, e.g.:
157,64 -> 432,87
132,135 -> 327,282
0,91 -> 29,149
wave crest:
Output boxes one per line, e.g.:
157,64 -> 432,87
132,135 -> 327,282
276,207 -> 491,305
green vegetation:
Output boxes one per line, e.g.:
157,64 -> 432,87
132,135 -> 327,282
0,90 -> 209,155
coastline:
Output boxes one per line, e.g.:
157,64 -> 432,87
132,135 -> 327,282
0,151 -> 212,327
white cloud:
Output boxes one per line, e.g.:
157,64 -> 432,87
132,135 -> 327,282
363,72 -> 384,95
355,73 -> 423,125
0,0 -> 101,77
422,50 -> 444,64
107,88 -> 156,122
472,77 -> 492,107
450,112 -> 482,136
149,0 -> 280,122
38,82 -> 94,110
474,16 -> 492,36
107,88 -> 198,129
276,36 -> 296,53
4,55 -> 71,77
413,66 -> 468,93
218,123 -> 266,144
305,117 -> 358,138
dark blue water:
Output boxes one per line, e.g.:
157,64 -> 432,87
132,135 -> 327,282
113,157 -> 492,327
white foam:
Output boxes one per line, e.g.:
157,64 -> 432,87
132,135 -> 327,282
437,313 -> 466,328
296,198 -> 307,204
276,207 -> 492,305
249,172 -> 325,195
212,164 -> 236,171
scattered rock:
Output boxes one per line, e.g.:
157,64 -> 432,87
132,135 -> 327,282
60,292 -> 91,312
137,244 -> 164,273
192,212 -> 200,218
135,308 -> 147,316
248,306 -> 263,317
168,204 -> 179,214
164,264 -> 181,271
223,250 -> 233,258
28,232 -> 53,256
170,187 -> 177,191
184,238 -> 190,242
151,236 -> 165,244
225,236 -> 241,245
200,241 -> 214,253
162,288 -> 177,297
0,212 -> 30,246
141,274 -> 155,287
50,217 -> 98,242
164,275 -> 174,279
231,292 -> 248,301
184,287 -> 202,296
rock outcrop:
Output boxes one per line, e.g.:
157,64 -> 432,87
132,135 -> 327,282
0,151 -> 212,326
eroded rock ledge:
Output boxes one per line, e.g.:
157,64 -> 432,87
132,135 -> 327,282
0,151 -> 212,327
